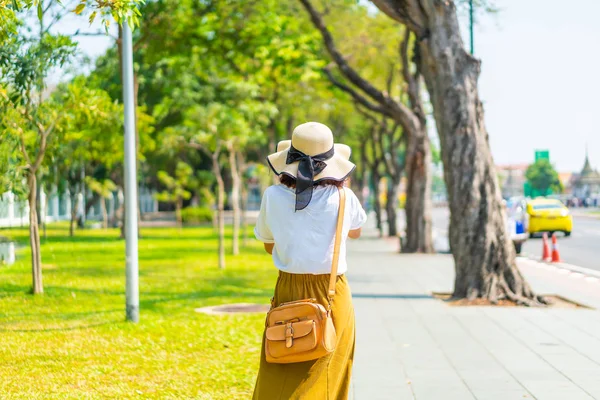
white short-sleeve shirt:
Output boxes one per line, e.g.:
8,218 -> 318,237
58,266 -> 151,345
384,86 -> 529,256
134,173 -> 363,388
254,184 -> 367,275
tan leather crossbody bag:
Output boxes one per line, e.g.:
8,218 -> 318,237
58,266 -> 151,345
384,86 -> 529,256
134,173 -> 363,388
264,187 -> 346,364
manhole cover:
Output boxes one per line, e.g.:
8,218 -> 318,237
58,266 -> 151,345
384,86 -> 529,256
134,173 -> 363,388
195,303 -> 270,315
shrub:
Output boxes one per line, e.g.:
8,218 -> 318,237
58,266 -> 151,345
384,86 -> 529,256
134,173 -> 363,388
181,207 -> 213,224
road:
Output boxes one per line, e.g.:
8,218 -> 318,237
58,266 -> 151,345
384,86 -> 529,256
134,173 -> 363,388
521,215 -> 600,271
427,208 -> 600,272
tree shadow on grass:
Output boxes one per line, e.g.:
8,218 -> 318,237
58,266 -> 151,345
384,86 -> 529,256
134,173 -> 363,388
0,283 -> 31,297
0,320 -> 124,332
140,276 -> 273,313
39,235 -> 122,244
1,275 -> 273,331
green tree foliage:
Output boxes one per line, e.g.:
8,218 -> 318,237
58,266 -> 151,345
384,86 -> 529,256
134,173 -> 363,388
155,162 -> 195,227
526,159 -> 563,195
0,0 -> 144,31
47,77 -> 124,235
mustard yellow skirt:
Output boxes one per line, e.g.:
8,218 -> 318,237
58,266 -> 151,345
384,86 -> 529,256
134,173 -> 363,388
253,271 -> 355,400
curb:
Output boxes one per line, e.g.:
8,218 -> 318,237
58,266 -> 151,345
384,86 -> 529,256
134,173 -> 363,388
519,256 -> 600,282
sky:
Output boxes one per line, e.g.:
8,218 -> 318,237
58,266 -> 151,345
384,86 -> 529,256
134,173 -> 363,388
54,0 -> 600,173
468,0 -> 600,172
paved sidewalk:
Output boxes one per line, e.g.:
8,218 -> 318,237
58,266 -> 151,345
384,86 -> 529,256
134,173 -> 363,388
347,229 -> 600,400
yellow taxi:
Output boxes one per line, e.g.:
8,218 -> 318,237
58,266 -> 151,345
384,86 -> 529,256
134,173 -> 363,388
526,198 -> 573,237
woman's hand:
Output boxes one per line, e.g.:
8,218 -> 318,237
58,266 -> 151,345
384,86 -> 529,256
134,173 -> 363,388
348,228 -> 361,239
264,243 -> 275,254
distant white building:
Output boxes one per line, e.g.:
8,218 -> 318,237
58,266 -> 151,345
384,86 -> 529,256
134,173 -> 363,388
572,151 -> 600,199
0,186 -> 157,228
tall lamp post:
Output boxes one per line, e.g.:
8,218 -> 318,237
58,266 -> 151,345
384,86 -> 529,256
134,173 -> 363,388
121,22 -> 139,323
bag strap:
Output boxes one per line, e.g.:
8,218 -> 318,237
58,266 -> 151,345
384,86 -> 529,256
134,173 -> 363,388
328,186 -> 346,303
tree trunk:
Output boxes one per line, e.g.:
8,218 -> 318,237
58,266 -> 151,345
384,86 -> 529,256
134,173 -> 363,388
403,133 -> 434,253
78,163 -> 86,228
175,197 -> 183,228
238,152 -> 249,247
84,192 -> 100,219
372,0 -> 541,304
28,174 -> 43,294
371,166 -> 383,237
119,202 -> 126,239
69,188 -> 79,237
385,177 -> 399,237
267,118 -> 278,154
212,154 -> 226,269
228,146 -> 241,256
356,148 -> 368,206
241,186 -> 249,247
101,198 -> 108,229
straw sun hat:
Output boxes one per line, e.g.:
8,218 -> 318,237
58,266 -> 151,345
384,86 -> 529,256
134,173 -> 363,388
267,122 -> 355,210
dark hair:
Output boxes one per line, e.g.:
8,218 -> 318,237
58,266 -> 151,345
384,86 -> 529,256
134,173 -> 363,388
280,174 -> 345,189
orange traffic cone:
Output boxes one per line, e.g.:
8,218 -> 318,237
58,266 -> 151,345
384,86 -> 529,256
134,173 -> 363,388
551,233 -> 561,263
541,232 -> 551,262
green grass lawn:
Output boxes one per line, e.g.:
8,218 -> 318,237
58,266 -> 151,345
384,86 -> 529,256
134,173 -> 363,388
0,223 -> 275,399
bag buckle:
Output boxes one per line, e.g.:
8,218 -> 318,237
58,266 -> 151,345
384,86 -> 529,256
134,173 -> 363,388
285,323 -> 294,348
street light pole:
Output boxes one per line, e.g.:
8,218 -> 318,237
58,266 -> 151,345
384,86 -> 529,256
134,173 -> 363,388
469,0 -> 474,54
121,22 -> 139,323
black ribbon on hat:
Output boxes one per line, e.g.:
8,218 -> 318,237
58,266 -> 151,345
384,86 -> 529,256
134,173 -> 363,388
286,144 -> 335,211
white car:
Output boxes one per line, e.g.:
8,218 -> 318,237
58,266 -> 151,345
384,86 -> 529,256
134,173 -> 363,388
505,198 -> 529,254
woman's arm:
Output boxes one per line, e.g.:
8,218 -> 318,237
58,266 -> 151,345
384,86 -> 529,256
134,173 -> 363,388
348,228 -> 361,239
264,243 -> 274,254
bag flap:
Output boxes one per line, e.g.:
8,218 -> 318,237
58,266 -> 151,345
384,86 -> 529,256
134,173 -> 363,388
267,302 -> 324,326
266,320 -> 314,341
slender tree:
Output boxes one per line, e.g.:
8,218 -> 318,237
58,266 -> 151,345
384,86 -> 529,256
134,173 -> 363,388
0,22 -> 75,293
299,0 -> 433,252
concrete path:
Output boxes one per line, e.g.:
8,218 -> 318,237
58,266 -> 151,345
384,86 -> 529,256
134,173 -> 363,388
347,228 -> 600,400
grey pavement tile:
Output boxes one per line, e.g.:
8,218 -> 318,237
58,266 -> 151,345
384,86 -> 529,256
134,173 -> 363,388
482,308 -> 600,397
517,384 -> 595,400
469,390 -> 534,400
408,304 -> 530,395
353,384 -> 414,400
409,384 -> 476,400
452,308 -> 590,399
536,309 -> 600,346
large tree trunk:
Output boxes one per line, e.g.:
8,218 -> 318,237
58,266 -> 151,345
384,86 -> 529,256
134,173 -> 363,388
28,174 -> 43,294
228,146 -> 241,256
372,0 -> 541,304
403,133 -> 434,253
212,153 -> 226,269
